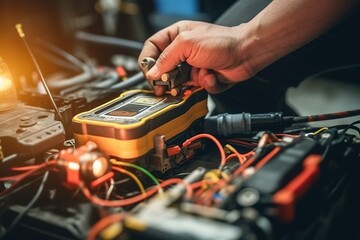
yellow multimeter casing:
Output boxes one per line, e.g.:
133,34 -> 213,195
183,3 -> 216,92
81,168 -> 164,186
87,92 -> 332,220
72,88 -> 208,162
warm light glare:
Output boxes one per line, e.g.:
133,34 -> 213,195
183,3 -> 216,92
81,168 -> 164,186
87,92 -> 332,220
0,76 -> 13,92
68,162 -> 80,170
0,57 -> 17,111
92,158 -> 107,178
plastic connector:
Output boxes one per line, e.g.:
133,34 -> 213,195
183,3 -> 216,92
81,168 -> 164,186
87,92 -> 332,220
204,112 -> 293,136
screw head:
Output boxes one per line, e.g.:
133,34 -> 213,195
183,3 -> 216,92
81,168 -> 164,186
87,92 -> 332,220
236,188 -> 260,207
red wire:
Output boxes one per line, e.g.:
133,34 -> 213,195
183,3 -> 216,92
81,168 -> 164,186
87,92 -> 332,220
182,133 -> 226,168
11,165 -> 40,171
0,160 -> 58,198
89,171 -> 115,189
81,178 -> 193,207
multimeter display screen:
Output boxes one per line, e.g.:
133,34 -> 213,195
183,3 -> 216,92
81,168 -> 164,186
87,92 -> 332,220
105,103 -> 147,117
103,95 -> 166,119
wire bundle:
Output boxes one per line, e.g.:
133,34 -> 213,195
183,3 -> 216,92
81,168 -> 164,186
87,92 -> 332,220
1,120 -> 359,240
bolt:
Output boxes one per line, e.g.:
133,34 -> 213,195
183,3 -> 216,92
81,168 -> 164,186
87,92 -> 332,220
236,188 -> 260,207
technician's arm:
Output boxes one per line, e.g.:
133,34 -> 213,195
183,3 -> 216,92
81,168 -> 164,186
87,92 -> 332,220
139,0 -> 359,95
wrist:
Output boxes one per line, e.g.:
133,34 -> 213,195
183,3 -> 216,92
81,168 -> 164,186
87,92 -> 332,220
232,23 -> 263,78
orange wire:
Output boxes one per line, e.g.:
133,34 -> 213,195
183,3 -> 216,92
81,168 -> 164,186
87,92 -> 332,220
232,155 -> 257,177
231,146 -> 281,177
225,153 -> 240,163
182,133 -> 226,168
254,147 -> 281,170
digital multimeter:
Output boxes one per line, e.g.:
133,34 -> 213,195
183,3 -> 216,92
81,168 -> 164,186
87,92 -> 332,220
72,88 -> 208,164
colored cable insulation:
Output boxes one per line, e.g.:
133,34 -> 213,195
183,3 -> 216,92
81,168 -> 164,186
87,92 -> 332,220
290,109 -> 360,124
110,159 -> 161,188
81,178 -> 192,207
182,133 -> 226,169
111,166 -> 146,196
3,168 -> 50,238
204,109 -> 360,136
0,160 -> 57,198
87,212 -> 126,240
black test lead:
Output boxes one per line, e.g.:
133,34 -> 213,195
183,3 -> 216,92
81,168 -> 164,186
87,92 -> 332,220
15,23 -> 64,124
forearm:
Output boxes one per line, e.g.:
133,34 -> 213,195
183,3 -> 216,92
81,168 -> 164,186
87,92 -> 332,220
239,0 -> 360,75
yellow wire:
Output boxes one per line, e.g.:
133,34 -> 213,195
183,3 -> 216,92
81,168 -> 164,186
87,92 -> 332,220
114,167 -> 146,196
110,159 -> 161,186
313,127 -> 328,136
225,144 -> 246,163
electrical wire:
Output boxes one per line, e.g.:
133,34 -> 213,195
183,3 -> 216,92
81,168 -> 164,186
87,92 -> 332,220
224,144 -> 246,164
312,127 -> 329,136
36,49 -> 83,72
190,179 -> 215,191
196,179 -> 228,207
1,154 -> 57,238
106,178 -> 115,200
330,124 -> 360,136
339,120 -> 360,136
205,109 -> 360,136
107,71 -> 145,91
0,160 -> 57,198
232,155 -> 256,177
111,166 -> 146,196
225,153 -> 241,164
89,172 -> 115,189
331,120 -> 360,146
110,159 -> 161,188
75,31 -> 143,52
0,175 -> 43,201
33,37 -> 102,90
223,138 -> 259,148
3,168 -> 50,239
15,24 -> 64,124
290,109 -> 360,124
86,212 -> 126,240
254,147 -> 281,170
275,133 -> 301,138
81,178 -> 191,207
46,68 -> 96,89
182,133 -> 226,170
35,38 -> 86,69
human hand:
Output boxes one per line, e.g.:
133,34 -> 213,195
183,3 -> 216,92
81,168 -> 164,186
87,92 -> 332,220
138,20 -> 254,95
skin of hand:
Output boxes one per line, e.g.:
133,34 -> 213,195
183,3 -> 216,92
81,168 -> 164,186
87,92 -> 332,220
139,21 -> 250,95
139,0 -> 359,96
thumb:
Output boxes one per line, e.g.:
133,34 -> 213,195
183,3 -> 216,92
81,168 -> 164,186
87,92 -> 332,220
147,38 -> 188,80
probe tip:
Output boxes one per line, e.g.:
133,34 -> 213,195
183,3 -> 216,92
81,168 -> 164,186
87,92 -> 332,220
15,23 -> 25,38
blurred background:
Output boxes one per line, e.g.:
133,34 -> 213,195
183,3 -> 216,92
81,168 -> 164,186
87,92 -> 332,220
0,0 -> 237,78
0,0 -> 359,128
